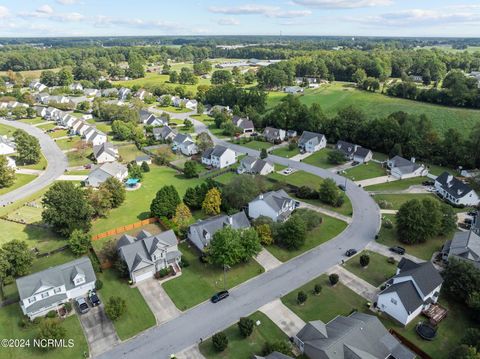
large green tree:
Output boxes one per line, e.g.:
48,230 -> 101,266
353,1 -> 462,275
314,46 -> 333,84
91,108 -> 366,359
318,178 -> 343,207
150,185 -> 181,219
276,216 -> 307,250
99,177 -> 126,208
13,129 -> 41,165
2,240 -> 34,277
0,155 -> 15,188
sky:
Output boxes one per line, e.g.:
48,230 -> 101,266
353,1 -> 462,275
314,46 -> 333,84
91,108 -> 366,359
0,0 -> 479,38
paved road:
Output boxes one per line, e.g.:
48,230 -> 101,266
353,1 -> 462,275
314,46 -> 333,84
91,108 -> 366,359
0,120 -> 67,206
98,118 -> 381,359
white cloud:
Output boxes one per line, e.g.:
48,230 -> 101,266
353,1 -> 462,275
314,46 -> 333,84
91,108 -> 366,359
209,4 -> 311,18
93,16 -> 184,31
56,0 -> 78,4
217,17 -> 241,26
292,0 -> 393,8
37,4 -> 54,14
0,5 -> 10,18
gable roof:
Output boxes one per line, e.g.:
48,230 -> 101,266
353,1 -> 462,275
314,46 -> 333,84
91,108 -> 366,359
435,172 -> 476,199
445,230 -> 480,268
202,145 -> 232,159
153,125 -> 176,139
395,259 -> 443,296
298,131 -> 325,146
264,127 -> 284,139
388,156 -> 422,174
252,190 -> 294,213
232,116 -> 254,130
93,142 -> 117,160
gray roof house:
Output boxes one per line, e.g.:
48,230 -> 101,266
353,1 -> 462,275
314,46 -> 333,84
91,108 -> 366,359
263,127 -> 286,143
442,224 -> 480,269
335,140 -> 372,163
387,156 -> 428,179
153,125 -> 176,142
294,312 -> 415,359
16,257 -> 96,319
0,135 -> 16,155
237,156 -> 274,176
188,212 -> 251,251
248,189 -> 296,222
93,142 -> 119,164
85,161 -> 128,187
140,110 -> 165,127
434,172 -> 479,206
201,145 -> 237,169
298,131 -> 327,153
173,133 -> 198,156
232,116 -> 255,134
377,258 -> 443,325
117,229 -> 181,283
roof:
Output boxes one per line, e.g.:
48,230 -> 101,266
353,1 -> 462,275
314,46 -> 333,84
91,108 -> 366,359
435,172 -> 476,200
251,190 -> 294,213
153,125 -> 175,139
388,156 -> 422,174
253,352 -> 294,359
173,133 -> 192,144
445,230 -> 480,267
136,155 -> 151,162
395,259 -> 443,295
93,142 -> 117,160
354,146 -> 372,159
298,131 -> 325,146
16,257 -> 96,301
232,116 -> 254,130
382,280 -> 424,313
296,312 -> 414,359
87,161 -> 127,186
0,135 -> 15,149
202,145 -> 232,159
263,127 -> 284,139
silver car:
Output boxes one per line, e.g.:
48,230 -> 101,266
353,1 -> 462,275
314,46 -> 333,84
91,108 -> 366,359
76,297 -> 90,314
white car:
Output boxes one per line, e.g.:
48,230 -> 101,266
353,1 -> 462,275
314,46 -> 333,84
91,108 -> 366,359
283,168 -> 293,175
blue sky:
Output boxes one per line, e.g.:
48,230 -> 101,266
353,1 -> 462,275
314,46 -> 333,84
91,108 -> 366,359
0,0 -> 479,37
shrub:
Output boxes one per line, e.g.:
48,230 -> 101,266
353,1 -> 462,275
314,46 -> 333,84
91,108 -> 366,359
329,273 -> 339,286
141,161 -> 150,172
212,331 -> 228,352
387,257 -> 396,264
64,302 -> 72,313
95,279 -> 103,290
378,200 -> 393,210
360,254 -> 370,268
297,291 -> 307,305
382,218 -> 394,229
180,258 -> 190,268
105,296 -> 127,321
296,186 -> 318,200
238,317 -> 254,338
314,284 -> 322,295
46,310 -> 57,318
262,341 -> 292,356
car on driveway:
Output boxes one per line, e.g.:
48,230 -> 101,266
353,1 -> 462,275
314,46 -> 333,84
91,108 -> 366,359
283,168 -> 293,175
345,249 -> 357,257
211,290 -> 229,303
468,211 -> 477,216
389,246 -> 406,255
88,290 -> 101,307
76,297 -> 90,314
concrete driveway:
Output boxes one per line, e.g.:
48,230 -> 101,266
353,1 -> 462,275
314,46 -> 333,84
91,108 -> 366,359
137,279 -> 181,324
327,265 -> 378,301
176,345 -> 206,359
255,248 -> 282,271
78,304 -> 119,357
259,299 -> 305,337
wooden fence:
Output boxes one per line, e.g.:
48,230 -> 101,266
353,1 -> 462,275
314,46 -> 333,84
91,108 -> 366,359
91,217 -> 158,241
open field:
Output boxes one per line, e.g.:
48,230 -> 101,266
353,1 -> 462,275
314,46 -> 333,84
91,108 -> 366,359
237,140 -> 272,151
267,82 -> 480,135
117,143 -> 144,163
343,250 -> 397,287
373,193 -> 440,209
0,174 -> 37,196
268,170 -> 323,188
0,123 -> 16,136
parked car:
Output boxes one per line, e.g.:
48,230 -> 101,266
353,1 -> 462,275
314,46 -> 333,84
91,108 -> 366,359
76,297 -> 89,314
211,290 -> 229,303
283,168 -> 293,175
338,184 -> 346,191
345,249 -> 357,257
389,246 -> 406,255
464,218 -> 473,225
88,290 -> 101,307
467,211 -> 477,216
84,164 -> 92,169
422,180 -> 434,186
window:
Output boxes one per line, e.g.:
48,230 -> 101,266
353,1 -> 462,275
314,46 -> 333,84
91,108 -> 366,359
54,288 -> 61,294
28,296 -> 36,304
391,298 -> 397,305
41,292 -> 49,299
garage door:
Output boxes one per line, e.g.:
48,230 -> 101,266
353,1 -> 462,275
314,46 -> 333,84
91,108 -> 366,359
133,270 -> 154,283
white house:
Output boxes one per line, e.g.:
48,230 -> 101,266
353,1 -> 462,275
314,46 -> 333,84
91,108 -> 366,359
283,86 -> 304,94
248,190 -> 297,222
6,156 -> 16,169
237,156 -> 274,176
201,145 -> 236,169
70,83 -> 83,91
153,126 -> 176,142
0,136 -> 16,155
29,80 -> 47,93
335,140 -> 373,164
232,116 -> 255,134
16,257 -> 96,319
377,258 -> 443,326
93,142 -> 118,164
434,172 -> 480,206
85,162 -> 128,187
88,131 -> 107,147
387,156 -> 428,179
172,133 -> 198,156
298,131 -> 326,153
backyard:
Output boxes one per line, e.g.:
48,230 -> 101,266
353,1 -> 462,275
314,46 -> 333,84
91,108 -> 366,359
343,250 -> 397,287
365,176 -> 428,191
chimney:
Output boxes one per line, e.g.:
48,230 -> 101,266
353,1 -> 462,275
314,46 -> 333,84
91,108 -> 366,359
259,194 -> 264,200
411,157 -> 416,163
447,174 -> 453,184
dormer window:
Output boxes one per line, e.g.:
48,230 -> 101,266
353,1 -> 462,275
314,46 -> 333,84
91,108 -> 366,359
54,288 -> 61,294
28,296 -> 36,304
41,292 -> 49,299
73,276 -> 85,286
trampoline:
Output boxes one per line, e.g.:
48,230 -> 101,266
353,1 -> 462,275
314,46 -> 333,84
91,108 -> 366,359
416,323 -> 437,341
125,178 -> 140,187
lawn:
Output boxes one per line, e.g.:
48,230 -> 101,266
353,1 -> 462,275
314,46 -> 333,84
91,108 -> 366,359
36,123 -> 56,131
86,119 -> 113,135
0,304 -> 89,359
0,123 -> 16,136
117,143 -> 145,163
270,146 -> 300,158
66,150 -> 92,167
239,140 -> 272,151
302,148 -> 337,169
19,117 -> 47,125
212,171 -> 237,185
365,177 -> 427,191
0,174 -> 37,196
377,214 -> 454,260
158,105 -> 192,114
266,215 -> 348,262
16,154 -> 47,171
343,250 -> 397,287
342,162 -> 386,181
297,195 -> 353,217
49,129 -> 69,139
0,219 -> 63,252
54,137 -> 79,151
97,269 -> 156,340
267,82 -> 480,135
373,193 -> 440,210
30,250 -> 78,273
199,311 -> 291,359
268,170 -> 323,189
191,114 -> 212,122
162,242 -> 264,311
281,274 -> 369,322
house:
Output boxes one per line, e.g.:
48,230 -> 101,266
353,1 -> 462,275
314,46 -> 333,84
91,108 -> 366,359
294,312 -> 414,359
135,155 -> 152,166
387,156 -> 428,179
377,258 -> 443,326
153,126 -> 176,142
468,71 -> 480,88
34,106 -> 47,118
283,86 -> 304,94
435,172 -> 480,206
101,88 -> 119,97
187,211 -> 251,251
93,142 -> 119,164
237,156 -> 274,176
6,156 -> 16,169
263,127 -> 286,143
442,221 -> 480,269
248,190 -> 296,222
85,161 -> 128,187
69,83 -> 83,91
29,80 -> 47,93
208,105 -> 231,115
298,131 -> 326,153
172,133 -> 198,156
201,145 -> 236,169
287,130 -> 297,139
0,136 -> 16,155
135,89 -> 149,100
84,88 -> 100,97
410,75 -> 423,83
118,88 -> 131,101
173,97 -> 197,111
140,110 -> 164,126
16,257 -> 96,319
232,116 -> 255,134
335,140 -> 373,163
117,229 -> 181,283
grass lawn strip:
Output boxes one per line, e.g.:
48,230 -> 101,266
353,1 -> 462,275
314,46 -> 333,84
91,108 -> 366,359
0,174 -> 37,196
239,140 -> 272,151
270,146 -> 300,158
343,250 -> 397,287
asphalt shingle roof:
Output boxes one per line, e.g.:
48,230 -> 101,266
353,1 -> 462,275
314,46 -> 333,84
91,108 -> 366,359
435,172 -> 475,200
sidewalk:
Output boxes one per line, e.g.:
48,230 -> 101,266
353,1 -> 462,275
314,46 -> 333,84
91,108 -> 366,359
290,152 -> 313,162
259,299 -> 306,337
380,209 -> 397,215
255,248 -> 282,271
299,201 -> 352,224
16,169 -> 43,175
58,174 -> 87,181
327,265 -> 378,301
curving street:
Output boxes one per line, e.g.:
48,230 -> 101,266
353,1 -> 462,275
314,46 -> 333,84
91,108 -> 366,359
97,117 -> 381,359
0,119 -> 67,206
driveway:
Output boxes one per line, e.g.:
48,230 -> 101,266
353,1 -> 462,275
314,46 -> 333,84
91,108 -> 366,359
137,279 -> 181,324
356,175 -> 398,187
327,265 -> 378,301
259,299 -> 305,337
255,248 -> 282,271
78,304 -> 120,357
176,345 -> 206,359
0,119 -> 67,206
366,241 -> 424,264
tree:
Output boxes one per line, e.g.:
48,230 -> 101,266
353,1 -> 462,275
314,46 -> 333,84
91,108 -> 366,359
318,178 -> 343,207
221,175 -> 264,211
329,273 -> 339,286
57,68 -> 73,86
260,148 -> 268,159
396,198 -> 442,244
183,160 -> 199,178
105,296 -> 127,321
360,254 -> 370,268
196,132 -> 213,153
239,228 -> 261,262
99,177 -> 126,208
141,161 -> 150,172
128,162 -> 143,180
68,230 -> 92,256
212,332 -> 228,352
0,250 -> 10,299
211,70 -> 233,85
2,240 -> 33,277
314,283 -> 322,295
202,187 -> 221,215
255,223 -> 273,245
197,102 -> 205,115
449,345 -> 480,359
172,203 -> 193,232
36,319 -> 66,346
352,68 -> 367,85
276,216 -> 306,250
462,328 -> 480,351
262,341 -> 292,357
87,187 -> 113,218
208,227 -> 260,267
13,129 -> 41,165
42,182 -> 93,237
150,185 -> 181,218
0,155 -> 15,188
442,259 -> 480,306
40,70 -> 59,86
238,317 -> 254,338
297,291 -> 307,305
327,150 -> 347,165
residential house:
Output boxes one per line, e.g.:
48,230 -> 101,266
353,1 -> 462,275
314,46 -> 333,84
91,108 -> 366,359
387,156 -> 428,179
335,140 -> 373,163
117,229 -> 182,283
140,110 -> 163,126
294,312 -> 414,359
135,89 -> 149,100
298,131 -> 326,153
118,88 -> 131,101
435,172 -> 480,206
85,161 -> 128,187
201,145 -> 236,169
69,83 -> 83,91
135,155 -> 152,166
35,93 -> 50,104
101,88 -> 119,97
16,257 -> 96,319
153,126 -> 176,142
34,106 -> 47,118
6,156 -> 16,169
172,133 -> 198,156
84,88 -> 100,97
93,142 -> 119,164
172,97 -> 197,111
410,75 -> 423,83
188,211 -> 251,251
248,190 -> 297,222
377,258 -> 443,326
237,156 -> 274,176
442,220 -> 480,269
232,116 -> 255,134
0,136 -> 16,155
283,86 -> 304,94
208,105 -> 231,115
468,71 -> 480,88
263,127 -> 286,143
287,130 -> 297,139
29,80 -> 47,93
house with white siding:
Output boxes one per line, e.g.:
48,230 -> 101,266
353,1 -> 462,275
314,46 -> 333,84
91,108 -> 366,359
201,145 -> 236,169
387,156 -> 428,179
434,172 -> 479,206
248,190 -> 297,222
298,131 -> 326,153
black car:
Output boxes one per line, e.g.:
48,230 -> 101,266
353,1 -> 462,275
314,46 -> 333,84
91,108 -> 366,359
467,211 -> 478,217
345,249 -> 357,257
211,290 -> 229,303
389,246 -> 406,255
88,290 -> 101,307
338,184 -> 346,192
422,181 -> 434,186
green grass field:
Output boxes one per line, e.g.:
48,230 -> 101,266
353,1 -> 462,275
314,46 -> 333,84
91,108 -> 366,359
343,162 -> 386,181
66,150 -> 92,167
0,123 -> 16,136
373,193 -> 439,209
162,243 -> 264,311
267,82 -> 480,135
302,148 -> 337,168
343,251 -> 397,287
270,146 -> 300,158
268,170 -> 323,188
158,105 -> 192,114
0,174 -> 37,196
18,117 -> 47,125
239,140 -> 272,151
365,176 -> 427,191
117,143 -> 144,163
199,311 -> 291,359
